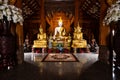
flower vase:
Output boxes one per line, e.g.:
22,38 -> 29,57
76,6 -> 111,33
0,17 -> 17,70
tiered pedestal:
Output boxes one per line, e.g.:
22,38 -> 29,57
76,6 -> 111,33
32,40 -> 47,53
48,40 -> 71,53
72,40 -> 87,53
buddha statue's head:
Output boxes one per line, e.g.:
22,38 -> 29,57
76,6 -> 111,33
58,17 -> 63,27
39,26 -> 43,34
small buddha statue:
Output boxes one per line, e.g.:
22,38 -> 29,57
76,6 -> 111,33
53,17 -> 66,39
72,22 -> 87,48
68,34 -> 71,42
33,26 -> 47,48
73,23 -> 83,40
37,26 -> 46,40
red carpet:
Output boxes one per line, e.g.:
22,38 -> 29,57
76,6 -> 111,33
42,53 -> 79,62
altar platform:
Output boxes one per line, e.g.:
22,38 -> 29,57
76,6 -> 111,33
32,47 -> 89,53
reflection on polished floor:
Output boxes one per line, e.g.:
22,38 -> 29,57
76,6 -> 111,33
0,53 -> 112,80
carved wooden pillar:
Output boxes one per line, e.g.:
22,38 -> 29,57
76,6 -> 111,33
74,0 -> 79,27
99,1 -> 113,78
15,0 -> 24,64
16,24 -> 24,64
99,0 -> 110,46
40,0 -> 46,32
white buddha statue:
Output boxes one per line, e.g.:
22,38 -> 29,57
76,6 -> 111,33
53,17 -> 66,39
51,17 -> 71,49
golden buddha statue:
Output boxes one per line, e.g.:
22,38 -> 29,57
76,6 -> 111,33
73,24 -> 83,40
72,22 -> 87,48
37,27 -> 46,40
33,26 -> 47,48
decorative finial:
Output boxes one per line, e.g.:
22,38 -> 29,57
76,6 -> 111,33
39,24 -> 43,30
77,22 -> 80,27
77,22 -> 81,29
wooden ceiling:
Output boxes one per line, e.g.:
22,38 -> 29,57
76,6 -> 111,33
22,0 -> 100,20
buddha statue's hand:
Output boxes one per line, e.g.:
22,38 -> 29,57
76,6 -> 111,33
53,35 -> 56,40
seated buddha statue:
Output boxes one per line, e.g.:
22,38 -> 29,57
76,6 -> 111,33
53,17 -> 66,40
72,22 -> 87,48
33,26 -> 47,48
37,27 -> 46,40
51,17 -> 71,49
73,24 -> 83,40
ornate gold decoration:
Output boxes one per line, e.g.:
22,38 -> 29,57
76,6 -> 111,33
72,22 -> 87,48
33,26 -> 47,48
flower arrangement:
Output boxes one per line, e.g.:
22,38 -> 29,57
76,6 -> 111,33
103,0 -> 120,25
0,0 -> 24,25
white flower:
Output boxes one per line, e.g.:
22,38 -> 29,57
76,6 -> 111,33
0,0 -> 24,25
103,0 -> 120,25
0,10 -> 3,19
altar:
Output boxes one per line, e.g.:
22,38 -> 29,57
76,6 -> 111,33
47,39 -> 71,53
52,41 -> 70,48
71,23 -> 87,53
32,15 -> 87,53
47,16 -> 72,53
32,27 -> 47,53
